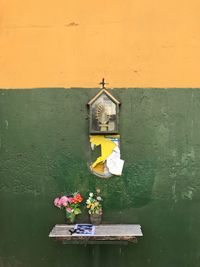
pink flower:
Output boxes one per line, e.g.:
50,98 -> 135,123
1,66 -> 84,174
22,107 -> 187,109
54,197 -> 60,207
60,196 -> 69,205
66,207 -> 72,213
63,201 -> 68,207
67,197 -> 73,203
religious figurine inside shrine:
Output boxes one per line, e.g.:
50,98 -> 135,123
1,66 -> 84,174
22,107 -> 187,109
88,79 -> 120,134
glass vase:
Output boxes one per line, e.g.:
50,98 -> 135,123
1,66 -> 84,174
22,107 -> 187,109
66,212 -> 75,224
90,213 -> 102,225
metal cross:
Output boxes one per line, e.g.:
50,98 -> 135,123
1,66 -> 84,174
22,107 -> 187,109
99,78 -> 108,89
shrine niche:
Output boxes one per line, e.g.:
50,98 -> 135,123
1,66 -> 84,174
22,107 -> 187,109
87,79 -> 124,178
87,80 -> 120,134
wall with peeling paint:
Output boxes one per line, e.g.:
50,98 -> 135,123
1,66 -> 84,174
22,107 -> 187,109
0,88 -> 200,267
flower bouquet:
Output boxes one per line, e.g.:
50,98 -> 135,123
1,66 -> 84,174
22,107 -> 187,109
86,189 -> 103,225
54,192 -> 83,224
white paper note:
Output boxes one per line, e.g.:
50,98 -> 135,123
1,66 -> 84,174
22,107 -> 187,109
106,147 -> 124,175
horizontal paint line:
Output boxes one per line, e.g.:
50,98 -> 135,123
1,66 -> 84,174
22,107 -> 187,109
1,87 -> 200,91
0,87 -> 200,92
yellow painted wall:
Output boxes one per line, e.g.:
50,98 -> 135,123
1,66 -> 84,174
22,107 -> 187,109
0,0 -> 200,88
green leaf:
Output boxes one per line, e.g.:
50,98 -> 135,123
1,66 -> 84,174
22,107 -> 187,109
74,208 -> 81,215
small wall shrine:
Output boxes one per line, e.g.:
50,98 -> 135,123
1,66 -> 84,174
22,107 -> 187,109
87,79 -> 124,178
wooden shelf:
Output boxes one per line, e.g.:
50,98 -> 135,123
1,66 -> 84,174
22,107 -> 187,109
49,224 -> 143,245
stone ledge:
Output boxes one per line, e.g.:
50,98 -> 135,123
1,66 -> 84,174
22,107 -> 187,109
49,224 -> 143,245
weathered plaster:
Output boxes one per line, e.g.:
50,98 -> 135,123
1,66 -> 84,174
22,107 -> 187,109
0,88 -> 200,267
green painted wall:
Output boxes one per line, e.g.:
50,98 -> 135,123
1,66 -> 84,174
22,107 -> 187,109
0,88 -> 200,267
